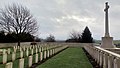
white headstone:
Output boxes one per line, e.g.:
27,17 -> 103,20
29,56 -> 32,67
115,58 -> 120,68
19,58 -> 24,68
7,48 -> 10,54
18,46 -> 20,49
3,53 -> 7,64
26,48 -> 29,56
12,52 -> 16,61
35,54 -> 38,63
23,46 -> 26,51
13,46 -> 16,49
3,49 -> 6,54
39,48 -> 41,52
29,46 -> 31,50
54,49 -> 55,54
36,48 -> 38,53
5,62 -> 13,68
31,49 -> 33,55
50,49 -> 52,56
44,51 -> 46,59
20,51 -> 23,58
108,55 -> 114,68
14,48 -> 16,53
47,50 -> 49,58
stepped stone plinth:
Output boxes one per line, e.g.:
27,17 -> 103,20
101,37 -> 115,48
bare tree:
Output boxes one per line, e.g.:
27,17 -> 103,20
70,31 -> 81,39
0,4 -> 38,46
46,34 -> 56,42
66,30 -> 81,42
70,30 -> 81,40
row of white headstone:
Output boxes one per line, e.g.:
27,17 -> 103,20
2,44 -> 63,63
84,44 -> 120,68
2,44 -> 68,68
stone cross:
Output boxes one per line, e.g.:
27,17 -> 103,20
104,2 -> 110,37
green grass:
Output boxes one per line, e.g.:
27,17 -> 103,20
37,48 -> 92,68
113,40 -> 120,44
0,56 -> 3,64
24,57 -> 29,68
7,54 -> 12,62
32,54 -> 36,64
0,64 -> 5,68
13,59 -> 19,68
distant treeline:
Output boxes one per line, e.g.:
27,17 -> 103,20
0,31 -> 40,43
65,26 -> 94,43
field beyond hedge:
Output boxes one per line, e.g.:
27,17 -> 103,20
37,47 -> 92,68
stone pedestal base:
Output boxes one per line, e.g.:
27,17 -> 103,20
101,37 -> 115,48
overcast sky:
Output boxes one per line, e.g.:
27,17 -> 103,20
0,0 -> 120,40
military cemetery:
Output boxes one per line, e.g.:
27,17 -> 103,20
0,0 -> 120,68
0,43 -> 68,68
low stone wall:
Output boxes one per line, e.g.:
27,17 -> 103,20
0,42 -> 96,48
65,43 -> 94,47
0,42 -> 31,48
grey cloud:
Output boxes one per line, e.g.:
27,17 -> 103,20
0,0 -> 120,40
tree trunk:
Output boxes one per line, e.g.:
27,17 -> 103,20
17,41 -> 20,46
17,33 -> 21,46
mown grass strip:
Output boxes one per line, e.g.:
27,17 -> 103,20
37,47 -> 92,68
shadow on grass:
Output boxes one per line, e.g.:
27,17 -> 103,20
30,47 -> 68,68
82,48 -> 101,68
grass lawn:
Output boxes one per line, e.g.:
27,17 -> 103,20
37,48 -> 92,68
